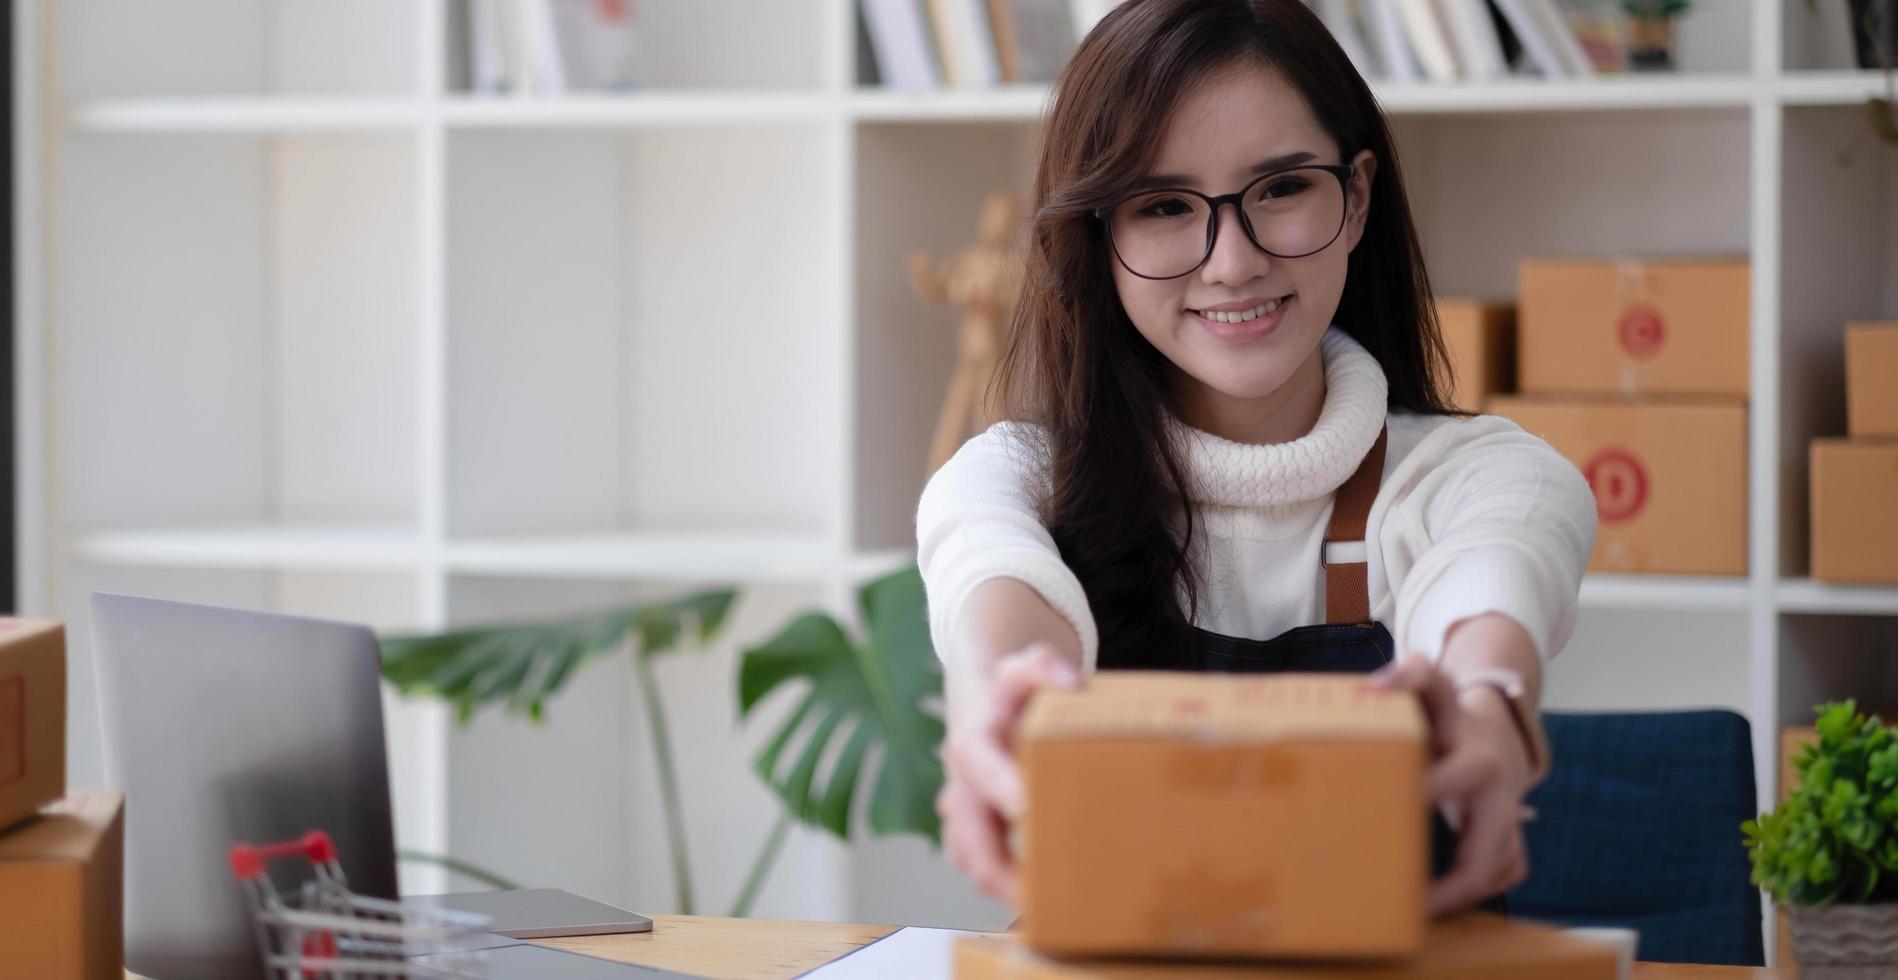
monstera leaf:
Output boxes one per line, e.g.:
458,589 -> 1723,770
737,566 -> 945,843
379,589 -> 737,724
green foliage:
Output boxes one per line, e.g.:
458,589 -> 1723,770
379,589 -> 737,724
376,568 -> 946,916
737,566 -> 945,843
1744,701 -> 1898,906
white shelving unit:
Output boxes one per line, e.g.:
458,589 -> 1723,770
15,0 -> 1898,937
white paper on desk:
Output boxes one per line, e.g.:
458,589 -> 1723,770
797,926 -> 992,980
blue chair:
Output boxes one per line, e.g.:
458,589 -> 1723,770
1505,710 -> 1764,966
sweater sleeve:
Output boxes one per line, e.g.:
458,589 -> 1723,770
915,423 -> 1101,674
1388,417 -> 1598,663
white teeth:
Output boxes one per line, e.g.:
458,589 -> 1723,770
1199,298 -> 1284,323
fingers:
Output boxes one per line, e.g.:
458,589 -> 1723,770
945,725 -> 1027,820
937,780 -> 1019,905
1365,655 -> 1459,756
1428,790 -> 1530,916
1427,746 -> 1500,803
990,643 -> 1083,740
948,644 -> 1081,820
939,642 -> 1082,904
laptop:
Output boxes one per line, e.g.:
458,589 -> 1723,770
92,593 -> 656,980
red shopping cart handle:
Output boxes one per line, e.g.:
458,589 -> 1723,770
229,831 -> 339,880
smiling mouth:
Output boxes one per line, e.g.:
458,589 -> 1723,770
1190,296 -> 1289,323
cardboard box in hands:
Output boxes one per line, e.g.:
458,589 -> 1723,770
1018,673 -> 1427,961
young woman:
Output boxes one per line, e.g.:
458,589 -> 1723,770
916,0 -> 1598,917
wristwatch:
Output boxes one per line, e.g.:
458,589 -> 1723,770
1453,667 -> 1551,782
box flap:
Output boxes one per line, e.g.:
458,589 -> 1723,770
0,619 -> 64,643
0,791 -> 124,864
1022,673 -> 1425,744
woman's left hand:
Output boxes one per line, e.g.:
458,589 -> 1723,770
1365,620 -> 1543,916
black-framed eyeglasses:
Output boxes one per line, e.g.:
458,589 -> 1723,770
1093,164 -> 1357,280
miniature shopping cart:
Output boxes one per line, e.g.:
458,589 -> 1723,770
230,831 -> 495,979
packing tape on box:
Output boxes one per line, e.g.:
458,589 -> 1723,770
1612,259 -> 1649,296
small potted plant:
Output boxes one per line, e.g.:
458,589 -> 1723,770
1620,0 -> 1692,71
1743,701 -> 1898,978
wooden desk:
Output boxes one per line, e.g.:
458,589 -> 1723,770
538,915 -> 1793,979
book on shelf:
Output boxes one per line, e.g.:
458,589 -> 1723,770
863,0 -> 944,90
989,0 -> 1076,83
1442,0 -> 1508,81
1396,0 -> 1462,81
860,0 -> 1614,92
863,0 -> 1104,91
469,0 -> 507,92
1336,0 -> 1595,82
1313,0 -> 1382,82
858,7 -> 883,86
522,0 -> 565,95
1486,0 -> 1526,71
987,0 -> 1025,82
546,0 -> 637,91
927,0 -> 1003,87
1363,0 -> 1422,82
1491,0 -> 1572,78
1523,0 -> 1596,75
459,0 -> 637,96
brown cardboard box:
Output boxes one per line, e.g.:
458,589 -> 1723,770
1810,439 -> 1898,584
1846,322 -> 1898,438
0,791 -> 124,980
0,620 -> 65,832
1019,673 -> 1427,960
1435,299 -> 1516,412
1518,257 -> 1749,397
1490,397 -> 1748,575
954,915 -> 1618,979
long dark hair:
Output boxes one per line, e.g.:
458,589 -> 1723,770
995,0 -> 1456,669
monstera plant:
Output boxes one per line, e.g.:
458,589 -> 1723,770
377,566 -> 943,917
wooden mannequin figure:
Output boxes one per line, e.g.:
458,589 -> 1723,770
910,192 -> 1025,477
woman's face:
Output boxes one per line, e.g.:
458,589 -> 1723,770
1109,62 -> 1376,424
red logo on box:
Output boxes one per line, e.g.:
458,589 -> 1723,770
0,676 -> 22,786
1585,449 -> 1650,524
1618,304 -> 1666,360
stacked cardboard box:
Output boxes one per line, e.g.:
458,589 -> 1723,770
1434,299 -> 1515,413
1491,256 -> 1751,576
0,620 -> 123,980
964,673 -> 1619,979
0,620 -> 64,832
1810,323 -> 1898,584
0,791 -> 124,979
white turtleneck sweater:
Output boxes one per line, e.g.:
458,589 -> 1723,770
916,327 -> 1599,674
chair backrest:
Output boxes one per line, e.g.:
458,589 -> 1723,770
1505,710 -> 1763,966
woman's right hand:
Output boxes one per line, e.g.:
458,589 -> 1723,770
937,642 -> 1083,906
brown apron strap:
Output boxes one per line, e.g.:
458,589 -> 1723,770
1323,426 -> 1388,625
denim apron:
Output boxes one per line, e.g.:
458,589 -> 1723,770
1103,427 -> 1508,914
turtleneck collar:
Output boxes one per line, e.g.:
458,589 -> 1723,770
1168,327 -> 1389,509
